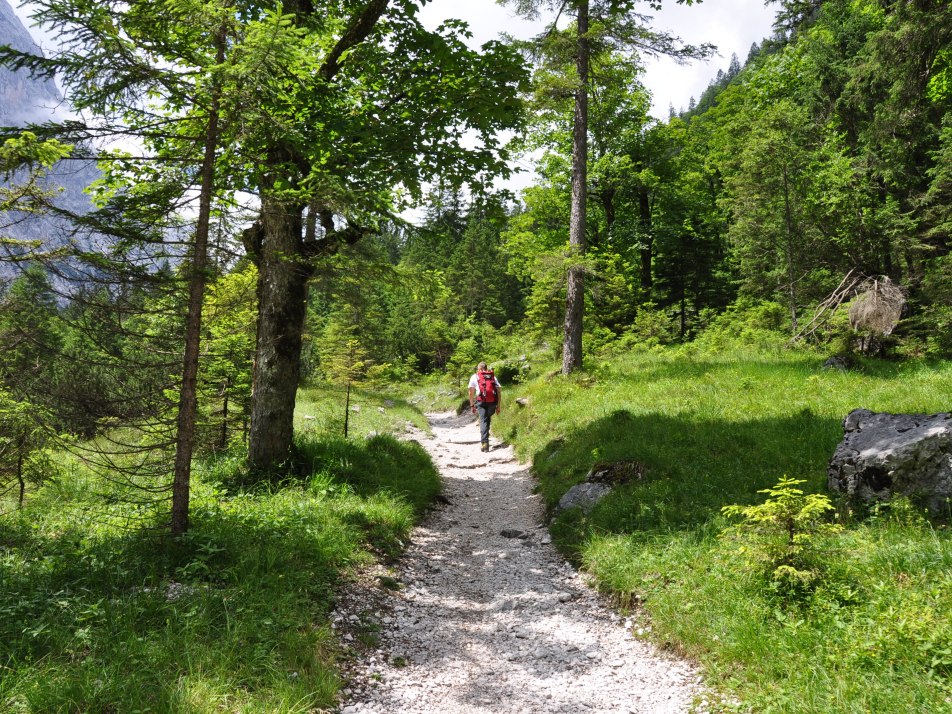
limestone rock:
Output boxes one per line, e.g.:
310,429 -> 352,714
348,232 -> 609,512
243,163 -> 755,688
556,482 -> 612,514
0,1 -> 101,280
828,408 -> 952,512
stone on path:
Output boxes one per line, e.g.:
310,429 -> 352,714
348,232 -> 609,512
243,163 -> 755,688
500,529 -> 529,539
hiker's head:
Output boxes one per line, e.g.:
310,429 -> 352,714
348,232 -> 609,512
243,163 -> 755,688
477,361 -> 488,372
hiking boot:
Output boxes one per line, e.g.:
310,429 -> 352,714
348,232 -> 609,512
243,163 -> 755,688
481,442 -> 489,452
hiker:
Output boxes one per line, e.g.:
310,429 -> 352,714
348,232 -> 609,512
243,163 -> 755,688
468,361 -> 501,452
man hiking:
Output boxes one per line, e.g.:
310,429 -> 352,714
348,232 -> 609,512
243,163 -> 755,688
468,361 -> 501,452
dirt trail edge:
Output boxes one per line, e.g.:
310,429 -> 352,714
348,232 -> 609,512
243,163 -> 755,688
336,411 -> 705,714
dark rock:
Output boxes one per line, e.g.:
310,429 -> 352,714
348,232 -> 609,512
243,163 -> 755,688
0,1 -> 59,125
500,529 -> 529,539
823,356 -> 850,371
828,408 -> 952,513
552,459 -> 645,514
586,460 -> 645,485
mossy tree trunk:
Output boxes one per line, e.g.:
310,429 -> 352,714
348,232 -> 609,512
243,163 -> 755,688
247,195 -> 312,473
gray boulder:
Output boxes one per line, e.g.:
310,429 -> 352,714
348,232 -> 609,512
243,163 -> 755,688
828,408 -> 952,513
556,482 -> 613,514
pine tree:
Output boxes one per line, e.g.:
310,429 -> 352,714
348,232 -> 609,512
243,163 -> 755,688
502,0 -> 711,372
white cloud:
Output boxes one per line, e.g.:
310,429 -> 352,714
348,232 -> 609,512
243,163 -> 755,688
10,0 -> 778,218
419,0 -> 777,119
641,0 -> 778,117
417,0 -> 540,43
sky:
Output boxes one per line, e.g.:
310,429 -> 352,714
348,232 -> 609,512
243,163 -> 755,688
11,0 -> 779,206
415,0 -> 779,118
15,0 -> 778,118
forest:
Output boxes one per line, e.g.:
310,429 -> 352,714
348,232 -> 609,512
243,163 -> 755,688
1,0 -> 951,712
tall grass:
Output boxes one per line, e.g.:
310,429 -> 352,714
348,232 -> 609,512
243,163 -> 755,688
0,388 -> 440,712
494,347 -> 952,713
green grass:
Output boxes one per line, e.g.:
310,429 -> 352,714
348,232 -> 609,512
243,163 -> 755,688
295,383 -> 431,438
0,388 -> 440,713
492,346 -> 952,713
395,373 -> 473,415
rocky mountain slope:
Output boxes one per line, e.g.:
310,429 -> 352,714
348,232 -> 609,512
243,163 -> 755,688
0,0 -> 98,275
0,0 -> 59,125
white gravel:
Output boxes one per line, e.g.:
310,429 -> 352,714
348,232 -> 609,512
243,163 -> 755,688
336,411 -> 705,714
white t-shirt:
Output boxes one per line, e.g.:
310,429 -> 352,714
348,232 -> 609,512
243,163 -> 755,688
468,372 -> 501,400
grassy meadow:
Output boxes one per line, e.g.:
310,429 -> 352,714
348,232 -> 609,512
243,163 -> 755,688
492,346 -> 952,713
4,346 -> 952,713
0,390 -> 439,713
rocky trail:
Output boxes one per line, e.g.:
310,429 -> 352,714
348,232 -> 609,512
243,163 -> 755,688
335,411 -> 705,714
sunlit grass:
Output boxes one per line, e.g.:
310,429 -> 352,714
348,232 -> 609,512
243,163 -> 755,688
493,346 -> 952,713
295,382 -> 429,438
0,392 -> 440,712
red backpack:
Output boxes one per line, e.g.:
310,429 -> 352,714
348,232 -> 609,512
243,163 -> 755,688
477,369 -> 498,403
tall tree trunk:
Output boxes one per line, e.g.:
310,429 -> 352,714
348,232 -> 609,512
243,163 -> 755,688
781,165 -> 799,334
170,31 -> 224,536
877,180 -> 893,277
881,232 -> 893,278
344,380 -> 351,439
600,187 -> 615,245
244,0 -> 391,473
562,0 -> 589,376
219,379 -> 229,452
679,287 -> 687,340
17,453 -> 24,508
247,194 -> 311,473
638,186 -> 653,295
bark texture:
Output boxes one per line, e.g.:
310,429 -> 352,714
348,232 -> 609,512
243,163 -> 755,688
638,186 -> 652,293
247,195 -> 312,473
562,0 -> 589,376
170,31 -> 224,535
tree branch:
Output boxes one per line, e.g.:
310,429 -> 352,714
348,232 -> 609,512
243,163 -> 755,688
318,0 -> 392,82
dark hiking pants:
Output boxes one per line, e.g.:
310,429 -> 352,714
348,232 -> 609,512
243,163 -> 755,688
476,401 -> 496,445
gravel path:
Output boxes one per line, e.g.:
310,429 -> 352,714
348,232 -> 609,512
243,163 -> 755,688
336,411 -> 704,714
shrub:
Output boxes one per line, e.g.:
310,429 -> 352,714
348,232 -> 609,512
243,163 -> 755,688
606,303 -> 679,354
693,298 -> 791,352
722,477 -> 843,602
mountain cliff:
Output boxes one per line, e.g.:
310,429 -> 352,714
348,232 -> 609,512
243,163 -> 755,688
0,0 -> 59,125
0,0 -> 98,275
